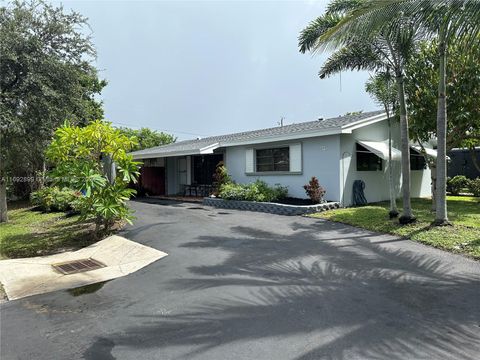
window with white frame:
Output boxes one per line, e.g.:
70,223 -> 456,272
245,143 -> 302,174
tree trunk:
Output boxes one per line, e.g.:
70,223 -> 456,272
435,31 -> 449,225
0,177 -> 8,223
388,118 -> 398,218
94,216 -> 102,239
396,74 -> 415,224
39,161 -> 47,188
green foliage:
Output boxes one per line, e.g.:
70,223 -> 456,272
303,177 -> 326,204
365,73 -> 398,116
117,127 -> 176,152
447,175 -> 469,195
468,178 -> 480,197
220,180 -> 288,203
30,187 -> 79,212
212,162 -> 232,196
46,121 -> 141,235
244,180 -> 286,203
219,183 -> 248,201
405,40 -> 480,151
0,0 -> 106,200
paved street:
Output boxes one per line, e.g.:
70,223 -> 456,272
1,199 -> 479,360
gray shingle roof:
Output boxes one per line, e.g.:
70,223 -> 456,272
130,110 -> 385,158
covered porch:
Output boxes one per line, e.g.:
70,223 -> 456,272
165,153 -> 224,196
130,139 -> 225,197
135,152 -> 224,197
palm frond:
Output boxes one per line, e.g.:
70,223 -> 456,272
298,13 -> 342,53
319,0 -> 480,50
326,0 -> 363,15
319,44 -> 386,78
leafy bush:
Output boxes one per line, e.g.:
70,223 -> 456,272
30,187 -> 79,212
219,183 -> 248,201
303,176 -> 326,204
46,120 -> 140,236
469,178 -> 480,197
244,180 -> 288,202
447,175 -> 469,195
219,180 -> 288,202
212,162 -> 232,196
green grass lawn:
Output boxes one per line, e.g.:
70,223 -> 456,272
311,196 -> 480,259
0,202 -> 95,259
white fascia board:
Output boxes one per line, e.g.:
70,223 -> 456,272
199,143 -> 220,154
132,149 -> 201,160
222,128 -> 342,147
341,113 -> 388,133
131,143 -> 220,160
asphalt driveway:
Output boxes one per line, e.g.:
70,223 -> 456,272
1,199 -> 480,360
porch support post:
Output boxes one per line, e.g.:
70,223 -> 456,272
186,156 -> 192,185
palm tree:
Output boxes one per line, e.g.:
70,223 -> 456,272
299,0 -> 417,223
365,72 -> 399,218
314,0 -> 480,225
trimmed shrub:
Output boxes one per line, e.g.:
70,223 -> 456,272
468,178 -> 480,197
447,175 -> 469,195
30,186 -> 79,212
219,180 -> 288,202
303,176 -> 326,204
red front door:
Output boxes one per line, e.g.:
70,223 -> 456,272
140,167 -> 165,195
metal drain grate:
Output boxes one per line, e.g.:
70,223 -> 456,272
52,258 -> 106,275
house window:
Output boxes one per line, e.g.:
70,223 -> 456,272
256,147 -> 290,172
410,150 -> 427,170
356,143 -> 382,171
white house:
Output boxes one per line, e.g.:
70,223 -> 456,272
130,110 -> 433,206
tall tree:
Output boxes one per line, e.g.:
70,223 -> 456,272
313,0 -> 480,224
365,72 -> 399,217
0,0 -> 106,222
406,39 -> 480,154
117,127 -> 176,152
299,0 -> 417,223
406,38 -> 480,209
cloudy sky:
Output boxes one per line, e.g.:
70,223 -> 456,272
58,0 -> 376,140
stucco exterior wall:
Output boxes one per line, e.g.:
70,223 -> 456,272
340,120 -> 432,206
225,136 -> 341,201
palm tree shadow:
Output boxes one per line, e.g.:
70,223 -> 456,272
93,221 -> 480,359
